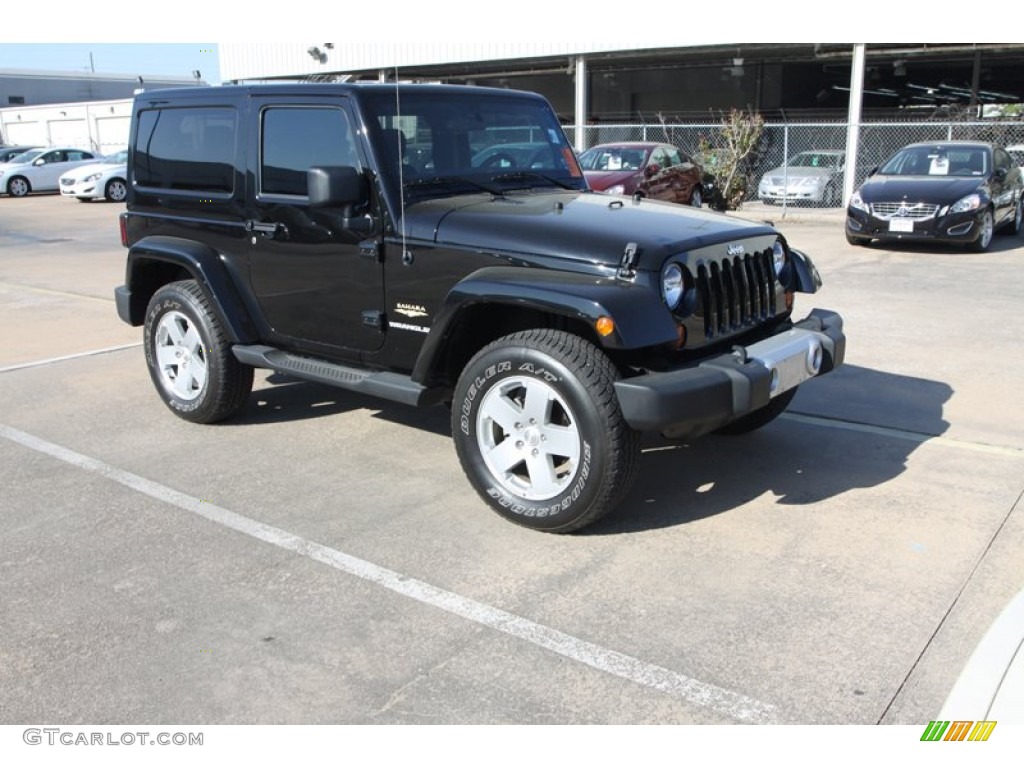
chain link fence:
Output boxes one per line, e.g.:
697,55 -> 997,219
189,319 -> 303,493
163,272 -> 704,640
565,120 -> 1024,208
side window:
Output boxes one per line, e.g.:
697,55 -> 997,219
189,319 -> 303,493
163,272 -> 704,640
649,148 -> 669,169
134,106 -> 237,193
261,106 -> 358,197
665,148 -> 683,166
994,149 -> 1011,172
67,151 -> 90,161
42,151 -> 65,164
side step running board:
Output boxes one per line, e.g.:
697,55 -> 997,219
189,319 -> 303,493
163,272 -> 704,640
232,344 -> 436,407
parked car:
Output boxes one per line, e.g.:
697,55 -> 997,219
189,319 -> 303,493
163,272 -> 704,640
0,147 -> 98,197
1007,144 -> 1024,168
578,141 -> 704,207
758,150 -> 845,207
846,141 -> 1024,251
0,145 -> 40,164
939,587 -> 1024,722
59,149 -> 129,202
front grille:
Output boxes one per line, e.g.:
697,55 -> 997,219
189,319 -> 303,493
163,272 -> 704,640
696,250 -> 775,338
870,202 -> 939,220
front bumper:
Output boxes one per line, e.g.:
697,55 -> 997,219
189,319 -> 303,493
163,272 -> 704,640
60,180 -> 100,199
846,207 -> 983,244
759,184 -> 824,203
614,309 -> 844,435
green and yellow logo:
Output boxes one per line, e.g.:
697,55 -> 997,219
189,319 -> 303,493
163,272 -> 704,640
921,720 -> 997,742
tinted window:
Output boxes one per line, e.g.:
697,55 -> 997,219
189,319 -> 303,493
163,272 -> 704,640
67,151 -> 93,161
261,107 -> 358,197
134,106 -> 236,192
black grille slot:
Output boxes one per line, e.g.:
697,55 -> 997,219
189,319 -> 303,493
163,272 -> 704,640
697,250 -> 775,338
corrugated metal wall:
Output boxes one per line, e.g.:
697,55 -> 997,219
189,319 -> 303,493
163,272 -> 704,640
220,42 -> 644,82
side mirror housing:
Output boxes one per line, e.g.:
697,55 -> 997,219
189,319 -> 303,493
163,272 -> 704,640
308,166 -> 369,211
645,163 -> 660,178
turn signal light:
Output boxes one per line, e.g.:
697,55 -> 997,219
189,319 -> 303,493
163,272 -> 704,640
595,316 -> 615,337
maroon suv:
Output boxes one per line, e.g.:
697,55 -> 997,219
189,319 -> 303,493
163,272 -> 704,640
579,141 -> 704,207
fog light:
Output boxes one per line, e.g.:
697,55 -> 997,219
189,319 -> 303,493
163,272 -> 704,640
595,316 -> 615,337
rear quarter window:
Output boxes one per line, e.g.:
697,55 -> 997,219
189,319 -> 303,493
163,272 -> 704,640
133,106 -> 237,193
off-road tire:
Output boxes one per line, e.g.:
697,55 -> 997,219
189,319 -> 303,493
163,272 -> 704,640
452,329 -> 641,533
143,280 -> 253,424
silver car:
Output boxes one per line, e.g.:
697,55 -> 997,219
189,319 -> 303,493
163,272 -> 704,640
758,150 -> 845,207
0,147 -> 98,197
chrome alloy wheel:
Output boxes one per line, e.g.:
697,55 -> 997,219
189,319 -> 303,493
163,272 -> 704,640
977,209 -> 994,250
154,310 -> 207,401
475,376 -> 581,501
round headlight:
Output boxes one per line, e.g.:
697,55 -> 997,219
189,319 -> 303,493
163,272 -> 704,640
661,263 -> 684,309
772,240 -> 787,276
606,184 -> 625,195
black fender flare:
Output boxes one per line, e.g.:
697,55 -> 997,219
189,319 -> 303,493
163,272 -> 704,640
412,266 -> 679,383
122,236 -> 257,343
788,248 -> 822,294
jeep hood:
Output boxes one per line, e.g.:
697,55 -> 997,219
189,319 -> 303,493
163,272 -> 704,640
400,191 -> 778,270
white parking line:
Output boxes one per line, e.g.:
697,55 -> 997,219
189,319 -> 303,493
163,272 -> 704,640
783,412 -> 1024,458
0,422 -> 776,724
0,343 -> 142,374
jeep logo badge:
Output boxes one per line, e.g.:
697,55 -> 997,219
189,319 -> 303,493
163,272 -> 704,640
727,244 -> 744,257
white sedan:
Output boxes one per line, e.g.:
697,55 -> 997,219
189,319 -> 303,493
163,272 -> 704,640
0,147 -> 98,197
59,150 -> 129,202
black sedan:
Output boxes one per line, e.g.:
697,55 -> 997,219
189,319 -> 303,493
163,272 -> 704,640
846,141 -> 1023,252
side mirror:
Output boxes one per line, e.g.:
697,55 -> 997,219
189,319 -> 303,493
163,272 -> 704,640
867,166 -> 879,177
34,158 -> 46,166
644,163 -> 660,178
308,166 -> 368,210
994,167 -> 1007,180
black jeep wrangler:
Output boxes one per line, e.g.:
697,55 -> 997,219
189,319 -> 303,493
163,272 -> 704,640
116,83 -> 845,533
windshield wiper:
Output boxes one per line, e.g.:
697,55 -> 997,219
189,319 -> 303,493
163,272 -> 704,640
489,171 -> 577,190
404,176 -> 503,196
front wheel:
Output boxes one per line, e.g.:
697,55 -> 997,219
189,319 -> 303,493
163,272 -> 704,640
970,209 -> 994,252
7,176 -> 30,197
143,280 -> 253,424
105,178 -> 128,202
452,329 -> 641,533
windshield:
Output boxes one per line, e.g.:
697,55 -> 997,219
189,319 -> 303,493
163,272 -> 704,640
788,152 -> 842,168
102,150 -> 128,164
8,149 -> 44,165
363,90 -> 585,203
578,146 -> 649,172
879,145 -> 990,177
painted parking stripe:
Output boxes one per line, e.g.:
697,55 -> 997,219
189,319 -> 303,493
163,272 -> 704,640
0,422 -> 776,724
782,412 -> 1024,459
0,343 -> 142,374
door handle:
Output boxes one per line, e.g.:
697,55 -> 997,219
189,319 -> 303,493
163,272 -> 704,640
245,220 -> 287,239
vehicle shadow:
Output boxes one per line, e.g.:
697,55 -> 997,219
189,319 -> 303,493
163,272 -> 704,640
583,364 -> 952,535
238,373 -> 452,437
236,365 -> 951,536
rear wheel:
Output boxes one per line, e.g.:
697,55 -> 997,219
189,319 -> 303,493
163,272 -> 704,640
1000,196 -> 1022,236
452,329 -> 640,533
144,280 -> 253,424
